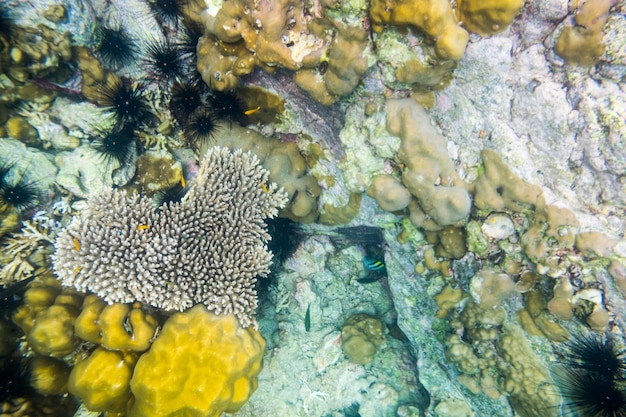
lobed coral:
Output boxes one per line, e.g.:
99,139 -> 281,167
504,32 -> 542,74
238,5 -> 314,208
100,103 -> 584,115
456,0 -> 525,36
382,97 -> 471,231
369,0 -> 469,61
554,0 -> 614,66
341,313 -> 385,365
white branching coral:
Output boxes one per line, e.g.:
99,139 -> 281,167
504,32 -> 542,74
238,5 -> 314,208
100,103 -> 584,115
53,147 -> 288,327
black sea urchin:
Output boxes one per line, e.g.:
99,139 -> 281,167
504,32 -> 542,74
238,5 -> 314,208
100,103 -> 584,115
182,108 -> 217,148
562,333 -> 626,378
144,40 -> 185,82
92,122 -> 137,167
554,367 -> 626,417
98,79 -> 149,125
95,26 -> 138,70
208,90 -> 246,126
146,0 -> 186,27
0,180 -> 38,211
170,81 -> 203,123
553,333 -> 626,417
178,19 -> 203,60
155,182 -> 187,207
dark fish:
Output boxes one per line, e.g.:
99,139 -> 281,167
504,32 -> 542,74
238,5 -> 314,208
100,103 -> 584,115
0,276 -> 36,311
328,226 -> 384,249
304,303 -> 311,332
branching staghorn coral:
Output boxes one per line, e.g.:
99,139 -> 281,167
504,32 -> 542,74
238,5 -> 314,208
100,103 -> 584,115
53,147 -> 288,327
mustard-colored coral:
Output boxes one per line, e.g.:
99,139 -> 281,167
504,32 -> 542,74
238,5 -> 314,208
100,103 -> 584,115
74,295 -> 106,344
68,347 -> 137,413
30,355 -> 71,396
469,269 -> 515,310
26,304 -> 79,357
13,282 -> 82,358
370,0 -> 469,60
294,23 -> 373,105
367,175 -> 412,212
554,0 -> 612,66
386,98 -> 471,230
99,303 -> 159,352
447,302 -> 561,416
341,313 -> 385,365
128,305 -> 265,417
135,150 -> 183,195
198,0 -> 373,103
456,0 -> 525,36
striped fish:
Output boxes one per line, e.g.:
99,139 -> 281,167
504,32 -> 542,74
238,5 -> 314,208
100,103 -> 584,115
363,256 -> 385,272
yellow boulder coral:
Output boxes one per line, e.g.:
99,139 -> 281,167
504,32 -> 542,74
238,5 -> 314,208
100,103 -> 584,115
370,0 -> 469,60
456,0 -> 525,36
27,304 -> 79,358
128,305 -> 265,417
30,355 -> 71,395
341,313 -> 385,365
68,347 -> 137,413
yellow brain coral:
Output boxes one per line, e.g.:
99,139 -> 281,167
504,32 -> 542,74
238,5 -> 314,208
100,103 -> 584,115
128,305 -> 266,417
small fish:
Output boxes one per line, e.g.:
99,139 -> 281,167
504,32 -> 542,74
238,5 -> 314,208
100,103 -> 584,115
260,183 -> 269,193
180,176 -> 186,188
357,256 -> 387,284
244,106 -> 261,116
73,237 -> 80,251
304,303 -> 311,332
363,256 -> 385,272
137,224 -> 150,231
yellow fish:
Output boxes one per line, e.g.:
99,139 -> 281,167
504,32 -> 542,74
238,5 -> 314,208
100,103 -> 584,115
244,106 -> 261,116
137,224 -> 150,231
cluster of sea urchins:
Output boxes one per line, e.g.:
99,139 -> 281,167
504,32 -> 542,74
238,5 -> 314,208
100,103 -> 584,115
90,0 -> 249,180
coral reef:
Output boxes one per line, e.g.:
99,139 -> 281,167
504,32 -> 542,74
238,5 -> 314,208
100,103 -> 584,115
0,0 -> 625,416
53,147 -> 287,327
68,348 -> 136,413
554,0 -> 614,66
